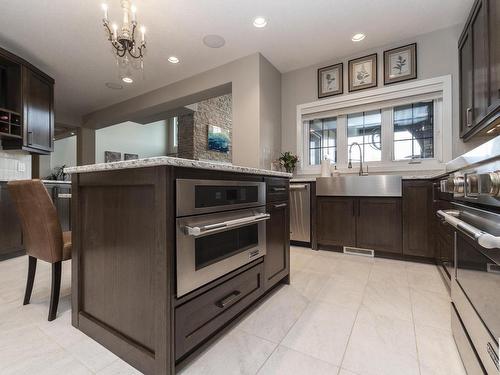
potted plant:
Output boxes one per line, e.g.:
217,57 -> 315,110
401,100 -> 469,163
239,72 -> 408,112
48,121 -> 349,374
278,152 -> 299,173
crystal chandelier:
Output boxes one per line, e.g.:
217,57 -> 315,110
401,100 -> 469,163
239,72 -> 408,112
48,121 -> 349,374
101,0 -> 147,83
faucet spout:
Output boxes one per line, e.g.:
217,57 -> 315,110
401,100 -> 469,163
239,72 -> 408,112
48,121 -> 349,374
348,142 -> 367,176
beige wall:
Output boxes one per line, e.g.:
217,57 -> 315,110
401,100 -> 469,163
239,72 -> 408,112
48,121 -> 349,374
281,25 -> 493,160
259,54 -> 282,169
82,53 -> 263,168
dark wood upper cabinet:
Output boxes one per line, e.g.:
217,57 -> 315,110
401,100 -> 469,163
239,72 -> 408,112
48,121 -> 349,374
23,67 -> 54,152
357,197 -> 402,254
264,200 -> 290,291
402,180 -> 433,258
460,33 -> 474,136
0,46 -> 54,154
459,0 -> 500,140
316,197 -> 356,248
489,0 -> 500,111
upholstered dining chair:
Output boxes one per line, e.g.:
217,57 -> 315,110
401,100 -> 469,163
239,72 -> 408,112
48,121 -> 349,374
7,179 -> 72,321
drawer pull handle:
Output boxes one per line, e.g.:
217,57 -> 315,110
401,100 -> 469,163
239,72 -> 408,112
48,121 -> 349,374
216,291 -> 241,308
272,187 -> 286,192
274,203 -> 287,208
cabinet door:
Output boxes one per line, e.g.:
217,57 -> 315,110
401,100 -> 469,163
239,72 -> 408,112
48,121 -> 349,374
316,197 -> 356,247
357,198 -> 402,254
489,0 -> 500,111
47,184 -> 72,231
264,201 -> 290,290
0,183 -> 24,258
459,32 -> 474,137
402,181 -> 433,258
23,67 -> 54,152
471,0 -> 489,126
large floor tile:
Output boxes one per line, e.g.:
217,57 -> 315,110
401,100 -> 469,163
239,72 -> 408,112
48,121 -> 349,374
410,288 -> 451,331
342,307 -> 419,375
415,324 -> 466,375
289,268 -> 331,301
65,335 -> 120,373
257,345 -> 339,375
179,329 -> 276,375
407,264 -> 448,296
315,275 -> 365,310
238,285 -> 308,343
96,358 -> 144,374
281,301 -> 357,366
362,279 -> 412,322
303,254 -> 339,275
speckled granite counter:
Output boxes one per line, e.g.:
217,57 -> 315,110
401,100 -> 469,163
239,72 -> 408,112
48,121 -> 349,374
64,156 -> 292,178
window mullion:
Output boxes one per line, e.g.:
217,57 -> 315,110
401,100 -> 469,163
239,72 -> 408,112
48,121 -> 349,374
336,115 -> 348,167
381,108 -> 393,162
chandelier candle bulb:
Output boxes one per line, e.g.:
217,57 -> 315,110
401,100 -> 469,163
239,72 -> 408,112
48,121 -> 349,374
102,3 -> 108,21
141,26 -> 145,42
112,23 -> 118,41
131,5 -> 136,22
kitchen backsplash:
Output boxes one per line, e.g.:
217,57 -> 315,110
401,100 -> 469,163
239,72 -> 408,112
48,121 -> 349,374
0,151 -> 31,181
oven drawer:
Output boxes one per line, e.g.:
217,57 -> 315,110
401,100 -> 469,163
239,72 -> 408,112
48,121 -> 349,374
266,177 -> 289,203
175,262 -> 264,360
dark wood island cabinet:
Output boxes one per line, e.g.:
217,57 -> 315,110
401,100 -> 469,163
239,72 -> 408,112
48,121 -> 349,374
68,162 -> 291,375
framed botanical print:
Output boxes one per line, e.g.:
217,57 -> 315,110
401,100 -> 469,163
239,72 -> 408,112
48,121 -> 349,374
348,53 -> 377,92
384,43 -> 417,85
318,63 -> 343,98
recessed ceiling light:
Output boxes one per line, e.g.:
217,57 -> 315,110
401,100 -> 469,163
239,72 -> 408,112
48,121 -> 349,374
168,56 -> 180,64
203,34 -> 226,48
122,76 -> 133,84
253,17 -> 267,28
105,82 -> 123,90
351,33 -> 366,42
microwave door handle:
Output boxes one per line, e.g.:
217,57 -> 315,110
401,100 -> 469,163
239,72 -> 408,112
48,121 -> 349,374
185,213 -> 270,237
437,210 -> 500,249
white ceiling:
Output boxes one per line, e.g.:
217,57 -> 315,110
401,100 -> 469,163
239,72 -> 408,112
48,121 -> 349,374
0,0 -> 473,125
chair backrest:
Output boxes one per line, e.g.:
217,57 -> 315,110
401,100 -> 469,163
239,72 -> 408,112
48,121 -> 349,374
7,180 -> 63,263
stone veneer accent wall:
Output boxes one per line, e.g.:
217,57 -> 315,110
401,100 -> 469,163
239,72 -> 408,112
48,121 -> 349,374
177,94 -> 232,163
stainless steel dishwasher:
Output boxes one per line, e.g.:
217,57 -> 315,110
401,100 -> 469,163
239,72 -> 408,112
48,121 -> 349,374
290,183 -> 311,244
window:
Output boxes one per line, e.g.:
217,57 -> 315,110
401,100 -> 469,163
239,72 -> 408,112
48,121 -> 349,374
307,117 -> 337,165
347,110 -> 382,162
393,102 -> 434,160
297,76 -> 451,174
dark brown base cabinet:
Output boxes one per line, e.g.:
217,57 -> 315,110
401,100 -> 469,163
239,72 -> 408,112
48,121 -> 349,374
0,182 -> 24,260
316,196 -> 402,254
402,180 -> 434,258
264,201 -> 290,291
71,167 -> 290,375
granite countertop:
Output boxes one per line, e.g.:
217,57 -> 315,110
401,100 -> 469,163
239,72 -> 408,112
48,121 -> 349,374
64,156 -> 292,178
41,180 -> 72,184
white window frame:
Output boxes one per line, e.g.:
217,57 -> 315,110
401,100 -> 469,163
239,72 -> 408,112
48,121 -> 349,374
296,75 -> 452,175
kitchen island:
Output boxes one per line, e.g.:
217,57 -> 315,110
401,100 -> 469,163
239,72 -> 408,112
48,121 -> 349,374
65,157 -> 291,375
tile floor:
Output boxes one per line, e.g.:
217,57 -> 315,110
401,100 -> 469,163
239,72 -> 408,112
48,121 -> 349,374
0,247 -> 466,375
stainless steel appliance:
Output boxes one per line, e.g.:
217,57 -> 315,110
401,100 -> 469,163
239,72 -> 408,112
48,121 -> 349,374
176,179 -> 269,297
290,183 -> 311,244
437,136 -> 500,374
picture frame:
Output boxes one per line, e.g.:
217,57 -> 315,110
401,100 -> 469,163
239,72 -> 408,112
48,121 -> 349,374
124,153 -> 139,161
104,151 -> 121,163
317,63 -> 343,98
208,125 -> 230,153
348,53 -> 377,92
384,43 -> 417,85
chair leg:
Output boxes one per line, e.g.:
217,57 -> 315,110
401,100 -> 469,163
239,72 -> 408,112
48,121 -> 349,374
48,261 -> 62,321
23,256 -> 37,305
